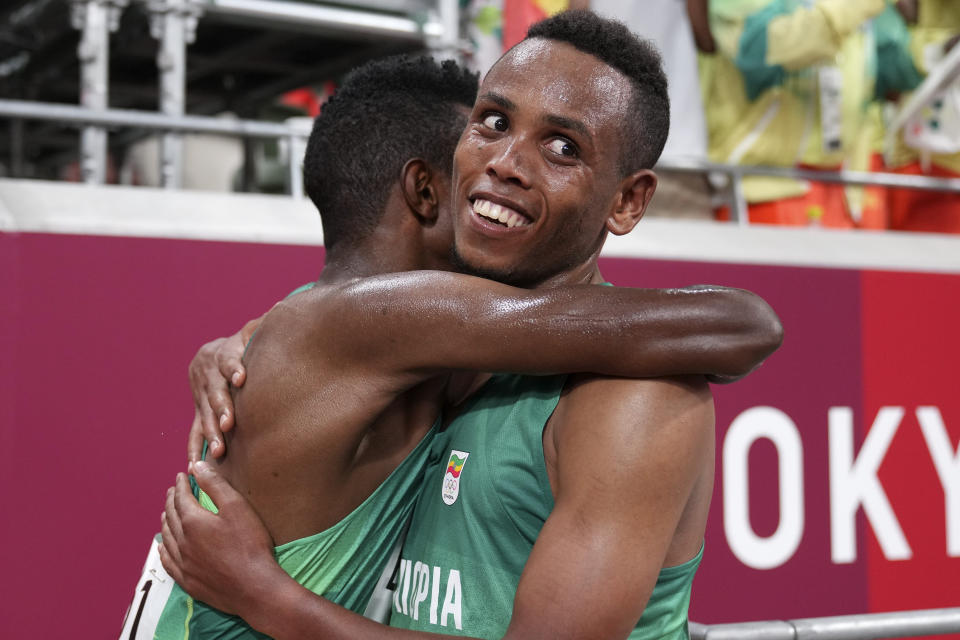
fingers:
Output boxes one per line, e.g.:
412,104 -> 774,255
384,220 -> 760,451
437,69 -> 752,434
200,405 -> 227,459
227,362 -> 246,389
187,412 -> 206,463
166,480 -> 186,542
161,487 -> 184,571
216,332 -> 247,391
172,470 -> 201,520
206,385 -> 235,442
189,338 -> 229,458
189,338 -> 225,405
158,539 -> 184,585
189,460 -> 237,510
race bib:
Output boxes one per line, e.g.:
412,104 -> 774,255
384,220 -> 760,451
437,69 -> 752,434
118,535 -> 176,640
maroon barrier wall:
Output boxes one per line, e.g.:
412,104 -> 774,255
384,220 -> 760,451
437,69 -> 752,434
2,232 -> 958,638
0,232 -> 323,638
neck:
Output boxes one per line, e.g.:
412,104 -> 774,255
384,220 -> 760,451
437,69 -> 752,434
530,240 -> 607,289
315,254 -> 381,284
533,260 -> 606,289
318,233 -> 427,285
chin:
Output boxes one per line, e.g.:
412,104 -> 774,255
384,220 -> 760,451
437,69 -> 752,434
449,246 -> 527,286
451,249 -> 552,288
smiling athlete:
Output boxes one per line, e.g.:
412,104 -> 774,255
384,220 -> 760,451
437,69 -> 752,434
157,12 -> 782,640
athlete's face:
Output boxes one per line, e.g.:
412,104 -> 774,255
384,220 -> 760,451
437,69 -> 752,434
449,39 -> 649,287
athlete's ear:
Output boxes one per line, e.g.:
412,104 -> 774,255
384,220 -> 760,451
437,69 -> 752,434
606,169 -> 657,236
401,157 -> 440,225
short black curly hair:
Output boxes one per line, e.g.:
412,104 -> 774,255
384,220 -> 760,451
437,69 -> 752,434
526,10 -> 669,172
303,55 -> 478,252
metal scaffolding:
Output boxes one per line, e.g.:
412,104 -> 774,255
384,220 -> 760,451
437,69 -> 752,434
69,0 -> 128,184
9,1 -> 457,185
146,0 -> 203,189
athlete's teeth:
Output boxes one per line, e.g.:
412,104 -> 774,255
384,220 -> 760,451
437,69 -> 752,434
473,198 -> 529,227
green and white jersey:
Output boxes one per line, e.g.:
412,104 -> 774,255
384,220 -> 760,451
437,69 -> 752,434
389,374 -> 702,640
152,419 -> 439,639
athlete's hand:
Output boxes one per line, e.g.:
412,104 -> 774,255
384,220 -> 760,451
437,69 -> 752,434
188,337 -> 230,461
187,317 -> 260,462
159,461 -> 282,617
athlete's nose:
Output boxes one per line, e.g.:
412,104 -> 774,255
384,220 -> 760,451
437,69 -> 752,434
485,138 -> 532,189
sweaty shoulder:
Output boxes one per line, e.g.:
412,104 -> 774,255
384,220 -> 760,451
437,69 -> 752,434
255,272 -> 482,388
242,280 -> 368,380
271,271 -> 489,332
545,374 -> 714,500
552,374 -> 713,437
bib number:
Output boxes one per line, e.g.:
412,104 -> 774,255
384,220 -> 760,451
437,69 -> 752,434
118,536 -> 175,640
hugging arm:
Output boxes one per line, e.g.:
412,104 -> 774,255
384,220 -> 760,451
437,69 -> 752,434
186,314 -> 263,462
187,272 -> 780,458
308,271 -> 782,387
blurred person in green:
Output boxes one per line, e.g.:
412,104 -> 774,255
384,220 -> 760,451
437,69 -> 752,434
697,0 -> 920,228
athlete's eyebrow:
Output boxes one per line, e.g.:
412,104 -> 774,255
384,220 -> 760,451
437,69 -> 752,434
543,114 -> 592,143
479,92 -> 516,112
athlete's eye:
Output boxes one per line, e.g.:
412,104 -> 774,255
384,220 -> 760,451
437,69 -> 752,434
481,113 -> 508,132
544,137 -> 578,158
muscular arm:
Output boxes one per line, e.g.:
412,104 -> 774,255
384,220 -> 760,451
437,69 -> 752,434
504,376 -> 714,639
285,271 -> 781,389
188,273 -> 776,456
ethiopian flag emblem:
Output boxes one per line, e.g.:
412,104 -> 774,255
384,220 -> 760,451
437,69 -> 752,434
441,450 -> 470,506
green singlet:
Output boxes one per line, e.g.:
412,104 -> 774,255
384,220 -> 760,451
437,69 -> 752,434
389,374 -> 702,639
154,418 -> 439,639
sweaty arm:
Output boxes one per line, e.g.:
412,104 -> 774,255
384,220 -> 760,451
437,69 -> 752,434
187,272 -> 778,457
285,271 -> 781,392
162,375 -> 714,640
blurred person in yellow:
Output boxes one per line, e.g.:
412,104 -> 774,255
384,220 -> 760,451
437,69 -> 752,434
878,0 -> 960,233
698,0 -> 921,228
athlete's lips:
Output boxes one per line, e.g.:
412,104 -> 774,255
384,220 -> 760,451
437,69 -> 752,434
467,191 -> 535,229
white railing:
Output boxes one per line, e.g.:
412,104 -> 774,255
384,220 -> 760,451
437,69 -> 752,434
656,157 -> 960,226
0,98 -> 312,195
689,607 -> 960,639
